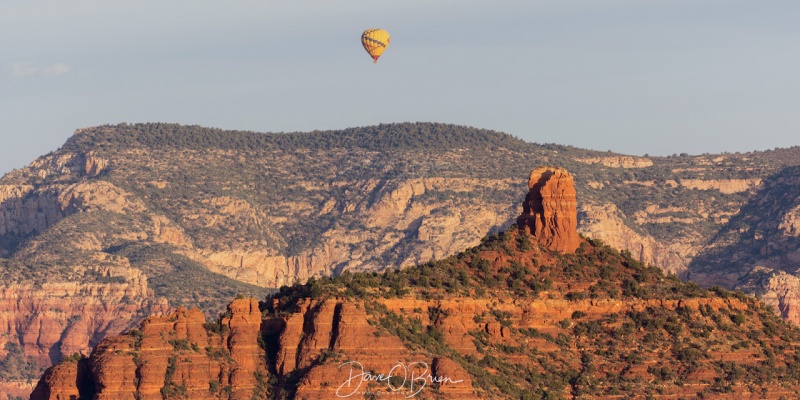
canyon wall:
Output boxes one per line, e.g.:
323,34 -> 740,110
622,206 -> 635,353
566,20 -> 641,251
5,123 -> 800,398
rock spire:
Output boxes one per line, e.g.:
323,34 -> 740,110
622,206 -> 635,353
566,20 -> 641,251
517,166 -> 580,253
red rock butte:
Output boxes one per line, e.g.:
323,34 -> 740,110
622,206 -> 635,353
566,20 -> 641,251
517,166 -> 581,253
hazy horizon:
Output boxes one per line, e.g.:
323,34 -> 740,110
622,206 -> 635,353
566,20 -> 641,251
2,0 -> 799,175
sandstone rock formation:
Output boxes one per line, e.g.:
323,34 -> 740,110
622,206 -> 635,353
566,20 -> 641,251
31,297 -> 478,400
0,184 -> 62,237
735,266 -> 800,325
6,123 -> 800,398
0,278 -> 168,368
574,156 -> 653,168
578,202 -> 698,277
517,167 -> 580,253
30,299 -> 266,400
679,178 -> 762,194
780,205 -> 800,237
687,167 -> 800,325
32,226 -> 800,398
180,176 -> 516,289
83,152 -> 109,177
0,382 -> 36,400
28,360 -> 88,400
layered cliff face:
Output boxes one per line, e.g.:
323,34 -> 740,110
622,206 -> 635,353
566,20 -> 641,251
0,280 -> 168,367
0,282 -> 169,399
32,296 -> 479,400
32,220 -> 800,398
517,166 -> 580,253
31,299 -> 266,400
578,203 -> 698,277
5,123 -> 800,398
735,267 -> 800,325
689,166 -> 800,325
574,155 -> 654,168
0,149 -> 270,398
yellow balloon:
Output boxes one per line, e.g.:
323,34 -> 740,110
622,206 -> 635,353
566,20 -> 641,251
361,28 -> 390,63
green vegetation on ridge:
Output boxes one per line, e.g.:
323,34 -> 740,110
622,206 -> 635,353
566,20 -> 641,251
25,226 -> 800,398
3,122 -> 800,313
265,228 -> 800,398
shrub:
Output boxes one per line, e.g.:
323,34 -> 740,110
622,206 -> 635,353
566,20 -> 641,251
169,339 -> 191,351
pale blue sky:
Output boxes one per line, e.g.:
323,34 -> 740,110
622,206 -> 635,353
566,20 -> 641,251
2,0 -> 799,175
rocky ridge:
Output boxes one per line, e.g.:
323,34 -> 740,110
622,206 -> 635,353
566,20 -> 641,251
31,167 -> 800,399
574,155 -> 654,168
3,123 -> 800,397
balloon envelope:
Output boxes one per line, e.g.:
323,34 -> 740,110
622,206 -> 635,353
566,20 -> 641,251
361,28 -> 390,63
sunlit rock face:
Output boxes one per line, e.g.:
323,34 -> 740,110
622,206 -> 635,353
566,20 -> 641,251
517,166 -> 580,253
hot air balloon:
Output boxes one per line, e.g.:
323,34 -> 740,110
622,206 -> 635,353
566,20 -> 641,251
361,28 -> 390,63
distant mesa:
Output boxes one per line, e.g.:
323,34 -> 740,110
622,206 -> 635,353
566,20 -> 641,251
517,166 -> 581,253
